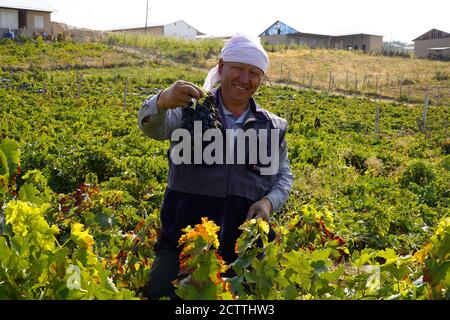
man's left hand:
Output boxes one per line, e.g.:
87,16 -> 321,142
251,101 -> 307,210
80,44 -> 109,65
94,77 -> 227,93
246,197 -> 273,222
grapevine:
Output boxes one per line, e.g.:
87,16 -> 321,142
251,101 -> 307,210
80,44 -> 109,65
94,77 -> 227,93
0,39 -> 449,300
181,92 -> 223,131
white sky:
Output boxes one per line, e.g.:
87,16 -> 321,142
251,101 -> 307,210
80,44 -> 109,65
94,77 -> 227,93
44,0 -> 449,43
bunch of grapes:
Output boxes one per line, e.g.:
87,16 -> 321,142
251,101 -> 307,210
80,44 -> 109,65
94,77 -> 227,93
181,92 -> 223,132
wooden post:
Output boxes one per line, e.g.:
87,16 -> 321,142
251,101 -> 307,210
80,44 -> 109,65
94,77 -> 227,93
407,85 -> 412,103
421,91 -> 429,132
354,74 -> 358,96
362,73 -> 367,90
280,64 -> 283,80
302,71 -> 306,87
332,76 -> 337,91
375,75 -> 379,94
328,70 -> 332,92
399,75 -> 404,98
436,87 -> 441,106
345,71 -> 349,89
286,105 -> 292,125
309,74 -> 314,88
123,78 -> 128,112
288,69 -> 291,82
375,105 -> 381,133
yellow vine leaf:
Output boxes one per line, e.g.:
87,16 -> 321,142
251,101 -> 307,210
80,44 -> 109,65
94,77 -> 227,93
5,200 -> 58,251
71,222 -> 95,249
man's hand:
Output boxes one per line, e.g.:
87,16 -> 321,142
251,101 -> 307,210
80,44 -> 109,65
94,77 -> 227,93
157,80 -> 204,111
246,197 -> 273,222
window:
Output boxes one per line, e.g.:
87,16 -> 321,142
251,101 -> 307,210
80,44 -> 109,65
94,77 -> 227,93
34,15 -> 44,29
0,9 -> 19,29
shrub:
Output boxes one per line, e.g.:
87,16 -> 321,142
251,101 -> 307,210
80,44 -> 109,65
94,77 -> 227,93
364,156 -> 384,176
400,161 -> 435,187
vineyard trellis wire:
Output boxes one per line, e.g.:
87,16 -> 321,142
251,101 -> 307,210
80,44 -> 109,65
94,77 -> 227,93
270,62 -> 450,107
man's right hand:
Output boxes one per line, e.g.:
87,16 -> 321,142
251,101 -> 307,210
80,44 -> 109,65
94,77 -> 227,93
157,80 -> 205,111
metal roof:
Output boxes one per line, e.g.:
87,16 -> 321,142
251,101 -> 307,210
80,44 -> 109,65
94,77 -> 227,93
0,0 -> 53,12
413,29 -> 450,41
259,20 -> 382,38
112,19 -> 190,30
428,47 -> 450,50
110,20 -> 205,35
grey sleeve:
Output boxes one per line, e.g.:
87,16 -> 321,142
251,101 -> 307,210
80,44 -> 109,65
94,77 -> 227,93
138,94 -> 183,141
264,136 -> 294,212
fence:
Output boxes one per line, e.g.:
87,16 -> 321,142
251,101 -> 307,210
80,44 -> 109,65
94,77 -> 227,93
269,63 -> 450,107
2,70 -> 447,135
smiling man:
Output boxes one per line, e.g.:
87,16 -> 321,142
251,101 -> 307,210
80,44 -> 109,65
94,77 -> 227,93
138,34 -> 294,300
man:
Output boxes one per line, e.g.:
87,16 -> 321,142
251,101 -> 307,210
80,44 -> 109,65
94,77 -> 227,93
138,34 -> 293,299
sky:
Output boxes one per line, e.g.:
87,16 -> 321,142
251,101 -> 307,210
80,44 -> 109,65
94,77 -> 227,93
43,0 -> 450,43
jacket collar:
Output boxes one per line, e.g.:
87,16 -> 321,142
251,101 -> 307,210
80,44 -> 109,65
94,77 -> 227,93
212,87 -> 270,122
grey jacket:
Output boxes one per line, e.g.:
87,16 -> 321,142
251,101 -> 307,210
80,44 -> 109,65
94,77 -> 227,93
138,88 -> 293,211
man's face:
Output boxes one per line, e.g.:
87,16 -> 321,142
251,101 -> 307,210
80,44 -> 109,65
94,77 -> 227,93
218,59 -> 264,107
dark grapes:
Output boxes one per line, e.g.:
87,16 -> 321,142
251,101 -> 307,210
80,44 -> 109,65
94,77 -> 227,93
181,92 -> 223,132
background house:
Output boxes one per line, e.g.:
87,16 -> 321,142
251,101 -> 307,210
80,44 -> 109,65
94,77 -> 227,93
259,20 -> 383,52
413,29 -> 450,59
334,33 -> 383,51
260,20 -> 299,37
0,0 -> 53,38
110,20 -> 205,40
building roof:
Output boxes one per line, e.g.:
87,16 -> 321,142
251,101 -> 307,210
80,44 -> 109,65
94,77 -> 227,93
428,47 -> 450,51
259,20 -> 382,38
413,29 -> 450,41
334,33 -> 383,38
110,19 -> 205,36
258,20 -> 300,37
289,32 -> 332,38
0,0 -> 53,12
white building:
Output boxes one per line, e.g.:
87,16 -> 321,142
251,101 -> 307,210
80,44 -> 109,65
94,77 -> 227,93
0,0 -> 53,37
110,20 -> 205,40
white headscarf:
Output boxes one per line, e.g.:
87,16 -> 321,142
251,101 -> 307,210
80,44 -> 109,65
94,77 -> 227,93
203,34 -> 269,91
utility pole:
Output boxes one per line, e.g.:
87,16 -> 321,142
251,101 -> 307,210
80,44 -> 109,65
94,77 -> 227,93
145,0 -> 149,32
390,32 -> 392,50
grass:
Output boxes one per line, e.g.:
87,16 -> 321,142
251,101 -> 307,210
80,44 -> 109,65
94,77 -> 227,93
0,38 -> 142,71
105,32 -> 223,68
1,36 -> 448,106
104,34 -> 449,105
266,47 -> 450,105
51,63 -> 206,85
